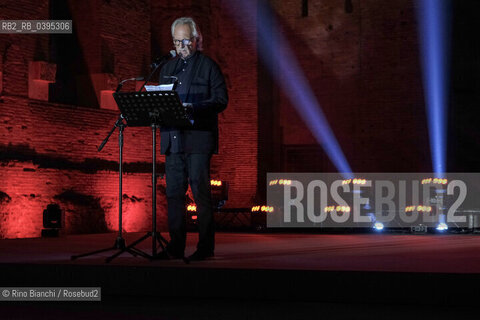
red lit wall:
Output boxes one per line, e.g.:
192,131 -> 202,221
0,0 -> 258,239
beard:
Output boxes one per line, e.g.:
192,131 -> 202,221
178,46 -> 195,59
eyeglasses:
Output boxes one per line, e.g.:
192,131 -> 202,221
173,38 -> 194,47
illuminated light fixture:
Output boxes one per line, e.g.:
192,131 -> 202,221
416,0 -> 451,176
209,179 -> 229,208
262,205 -> 274,213
417,205 -> 432,212
405,205 -> 432,213
210,179 -> 223,187
342,178 -> 367,185
373,222 -> 384,231
324,205 -> 351,213
224,0 -> 353,178
42,203 -> 62,237
187,204 -> 197,212
214,180 -> 229,209
251,205 -> 274,213
421,178 -> 448,185
436,222 -> 448,231
191,215 -> 198,220
269,179 -> 292,186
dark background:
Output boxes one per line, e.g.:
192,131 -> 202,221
0,0 -> 479,239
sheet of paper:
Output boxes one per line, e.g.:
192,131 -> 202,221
144,84 -> 174,92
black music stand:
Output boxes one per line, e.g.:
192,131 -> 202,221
71,114 -> 144,262
103,90 -> 191,262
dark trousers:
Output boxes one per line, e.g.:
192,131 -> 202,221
165,153 -> 214,255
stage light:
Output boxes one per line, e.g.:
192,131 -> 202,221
225,0 -> 353,178
342,178 -> 367,185
405,205 -> 432,213
421,178 -> 448,185
269,179 -> 292,186
210,179 -> 228,209
42,203 -> 62,237
436,222 -> 448,231
373,222 -> 384,231
416,0 -> 451,176
262,205 -> 274,213
210,179 -> 222,186
186,204 -> 198,226
251,205 -> 274,213
324,205 -> 350,213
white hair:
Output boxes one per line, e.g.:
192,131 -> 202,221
171,17 -> 203,50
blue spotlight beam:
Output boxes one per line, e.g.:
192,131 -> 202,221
225,0 -> 353,178
416,0 -> 451,177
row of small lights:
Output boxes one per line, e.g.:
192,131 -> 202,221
187,204 -> 445,231
405,205 -> 432,212
421,178 -> 448,185
195,177 -> 447,231
342,179 -> 368,185
187,205 -> 198,220
187,180 -> 222,216
188,204 -> 275,214
251,205 -> 274,213
324,206 -> 351,213
321,205 -> 433,213
211,179 -> 223,186
269,179 -> 292,186
269,178 -> 448,187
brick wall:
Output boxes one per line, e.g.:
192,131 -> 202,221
268,0 -> 429,172
0,95 -> 169,239
0,0 -> 259,239
0,0 -> 49,97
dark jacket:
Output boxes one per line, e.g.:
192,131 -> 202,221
159,51 -> 228,154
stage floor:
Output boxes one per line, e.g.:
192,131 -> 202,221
2,231 -> 480,314
1,231 -> 480,273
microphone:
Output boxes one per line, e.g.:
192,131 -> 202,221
138,50 -> 176,93
115,77 -> 145,92
151,50 -> 177,68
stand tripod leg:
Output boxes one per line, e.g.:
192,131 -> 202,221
153,232 -> 169,250
70,236 -> 137,260
105,232 -> 151,263
125,125 -> 170,260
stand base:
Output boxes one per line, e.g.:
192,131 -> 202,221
71,236 -> 142,263
103,232 -> 169,263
